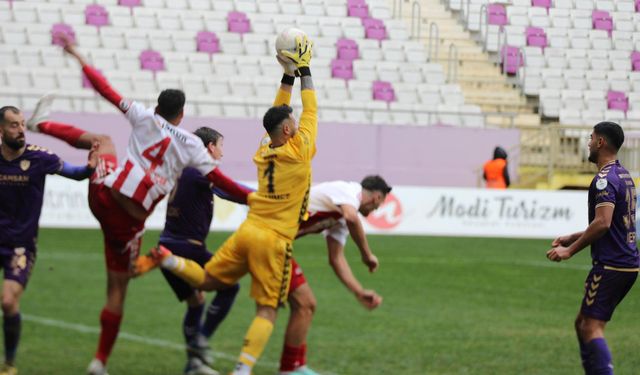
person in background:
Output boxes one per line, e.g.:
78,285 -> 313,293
483,146 -> 510,189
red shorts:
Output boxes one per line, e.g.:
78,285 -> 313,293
289,257 -> 308,293
89,154 -> 145,273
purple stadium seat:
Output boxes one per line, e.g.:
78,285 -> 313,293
336,38 -> 359,60
118,0 -> 140,7
373,81 -> 396,102
196,31 -> 220,54
632,51 -> 640,71
140,50 -> 165,72
592,10 -> 613,36
526,27 -> 547,48
348,3 -> 369,18
227,11 -> 250,34
501,45 -> 523,74
331,59 -> 354,80
636,0 -> 640,12
51,23 -> 76,46
487,4 -> 507,26
363,18 -> 387,40
85,4 -> 109,27
531,0 -> 551,9
607,91 -> 628,112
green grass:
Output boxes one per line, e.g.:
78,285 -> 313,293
18,229 -> 640,374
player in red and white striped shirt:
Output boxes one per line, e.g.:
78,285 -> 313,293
57,35 -> 249,375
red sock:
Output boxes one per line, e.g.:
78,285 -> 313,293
280,343 -> 305,372
298,343 -> 307,368
95,308 -> 122,364
38,121 -> 86,147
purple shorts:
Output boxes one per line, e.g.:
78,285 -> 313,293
0,245 -> 36,288
580,264 -> 638,322
159,240 -> 213,301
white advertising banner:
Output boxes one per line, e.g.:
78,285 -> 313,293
41,176 -> 595,239
360,186 -> 589,239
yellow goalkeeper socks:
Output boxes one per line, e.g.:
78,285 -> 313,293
162,255 -> 205,287
233,316 -> 274,374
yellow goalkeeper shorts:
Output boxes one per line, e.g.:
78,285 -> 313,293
205,219 -> 292,308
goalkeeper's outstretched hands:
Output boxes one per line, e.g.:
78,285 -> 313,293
280,35 -> 313,71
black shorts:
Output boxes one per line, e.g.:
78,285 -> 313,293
159,240 -> 213,301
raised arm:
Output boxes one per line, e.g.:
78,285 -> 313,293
57,33 -> 124,111
280,36 -> 317,148
274,56 -> 294,107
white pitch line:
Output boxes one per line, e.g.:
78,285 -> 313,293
22,314 -> 267,367
22,314 -> 339,375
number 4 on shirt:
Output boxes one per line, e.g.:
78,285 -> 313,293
142,138 -> 171,172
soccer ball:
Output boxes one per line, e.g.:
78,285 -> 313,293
275,28 -> 307,69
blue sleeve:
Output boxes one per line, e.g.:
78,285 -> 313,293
213,183 -> 255,204
56,161 -> 94,181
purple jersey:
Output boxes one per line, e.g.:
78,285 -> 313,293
161,167 -> 213,244
0,145 -> 62,247
588,160 -> 639,268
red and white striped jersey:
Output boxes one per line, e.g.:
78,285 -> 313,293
300,181 -> 362,245
103,101 -> 217,211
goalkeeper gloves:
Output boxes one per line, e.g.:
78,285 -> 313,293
280,35 -> 313,69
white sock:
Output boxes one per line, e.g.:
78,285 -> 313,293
232,362 -> 252,375
161,255 -> 179,270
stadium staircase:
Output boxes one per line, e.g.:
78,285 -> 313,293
392,0 -> 542,128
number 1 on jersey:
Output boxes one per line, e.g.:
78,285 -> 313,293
264,160 -> 275,193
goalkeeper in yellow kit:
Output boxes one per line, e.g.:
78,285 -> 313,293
136,36 -> 317,375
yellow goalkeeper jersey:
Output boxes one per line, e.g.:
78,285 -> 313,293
247,88 -> 318,240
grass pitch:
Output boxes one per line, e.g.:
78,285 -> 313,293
19,229 -> 640,374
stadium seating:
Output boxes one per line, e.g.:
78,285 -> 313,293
0,0 -> 481,126
449,0 -> 640,127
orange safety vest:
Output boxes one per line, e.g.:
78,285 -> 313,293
483,159 -> 507,189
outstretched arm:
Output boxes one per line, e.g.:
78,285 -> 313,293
273,56 -> 294,107
206,169 -> 252,205
341,204 -> 379,273
57,33 -> 124,111
210,169 -> 254,205
56,141 -> 99,181
326,236 -> 382,310
280,36 -> 317,151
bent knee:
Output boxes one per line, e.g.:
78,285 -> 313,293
1,296 -> 19,314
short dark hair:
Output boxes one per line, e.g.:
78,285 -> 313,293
194,127 -> 223,147
361,175 -> 392,195
263,105 -> 293,134
156,89 -> 185,121
0,106 -> 20,123
594,121 -> 624,151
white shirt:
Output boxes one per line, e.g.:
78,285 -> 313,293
104,101 -> 217,211
306,181 -> 362,245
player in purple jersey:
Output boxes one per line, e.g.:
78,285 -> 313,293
156,127 -> 251,375
547,122 -> 638,375
0,106 -> 97,375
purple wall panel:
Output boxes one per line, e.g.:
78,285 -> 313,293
24,112 -> 520,187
